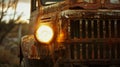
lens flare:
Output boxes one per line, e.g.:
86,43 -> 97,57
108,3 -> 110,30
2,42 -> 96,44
57,31 -> 65,42
36,25 -> 54,43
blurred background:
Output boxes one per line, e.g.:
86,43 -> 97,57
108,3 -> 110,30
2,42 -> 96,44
0,0 -> 30,67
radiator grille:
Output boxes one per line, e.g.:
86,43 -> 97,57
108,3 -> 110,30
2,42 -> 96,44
65,43 -> 120,60
69,19 -> 120,38
62,19 -> 120,62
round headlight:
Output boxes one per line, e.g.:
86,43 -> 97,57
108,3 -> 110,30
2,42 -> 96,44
35,25 -> 54,43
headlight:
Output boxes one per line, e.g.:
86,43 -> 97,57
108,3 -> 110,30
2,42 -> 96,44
35,25 -> 54,43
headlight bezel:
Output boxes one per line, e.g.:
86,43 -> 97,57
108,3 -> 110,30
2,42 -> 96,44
34,23 -> 55,44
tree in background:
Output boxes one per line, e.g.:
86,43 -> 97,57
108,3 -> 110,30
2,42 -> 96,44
0,0 -> 30,66
0,0 -> 22,44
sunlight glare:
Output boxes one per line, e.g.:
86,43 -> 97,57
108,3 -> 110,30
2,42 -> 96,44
16,2 -> 30,24
1,0 -> 30,24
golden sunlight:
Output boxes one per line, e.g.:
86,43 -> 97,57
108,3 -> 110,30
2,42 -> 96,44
15,1 -> 30,24
57,31 -> 66,42
1,0 -> 30,23
1,7 -> 15,23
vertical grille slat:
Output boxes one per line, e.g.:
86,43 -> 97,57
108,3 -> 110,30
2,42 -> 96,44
111,20 -> 115,38
79,20 -> 82,38
94,44 -> 98,59
103,20 -> 106,38
97,20 -> 100,38
105,20 -> 109,38
108,20 -> 111,38
67,44 -> 71,60
91,20 -> 94,38
97,44 -> 100,59
86,44 -> 89,59
117,20 -> 120,38
115,46 -> 118,59
110,45 -> 112,59
70,44 -> 74,59
114,20 -> 117,38
74,44 -> 77,59
82,43 -> 86,59
85,20 -> 88,38
93,20 -> 98,38
88,43 -> 92,59
99,20 -> 104,38
88,20 -> 92,38
117,44 -> 120,59
111,45 -> 115,59
91,44 -> 94,59
80,44 -> 83,60
82,20 -> 86,38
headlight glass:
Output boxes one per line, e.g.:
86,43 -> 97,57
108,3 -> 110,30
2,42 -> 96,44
35,25 -> 54,43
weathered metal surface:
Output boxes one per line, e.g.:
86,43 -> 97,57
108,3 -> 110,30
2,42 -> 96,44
57,11 -> 120,66
60,10 -> 120,19
21,35 -> 51,60
21,35 -> 40,59
21,0 -> 120,66
61,38 -> 120,43
40,0 -> 120,15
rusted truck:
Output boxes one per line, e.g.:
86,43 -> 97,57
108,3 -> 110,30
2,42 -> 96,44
20,0 -> 120,67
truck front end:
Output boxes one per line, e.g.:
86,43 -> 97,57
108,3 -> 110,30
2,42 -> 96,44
21,0 -> 120,67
